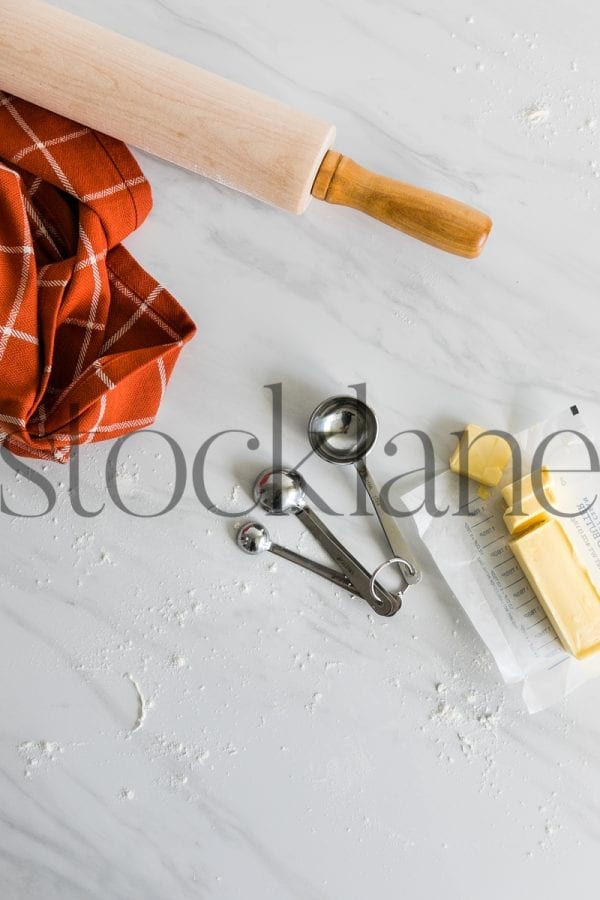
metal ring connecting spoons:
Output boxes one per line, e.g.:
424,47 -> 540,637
308,395 -> 421,587
253,468 -> 401,617
237,521 -> 355,594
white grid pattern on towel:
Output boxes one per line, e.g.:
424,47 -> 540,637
0,93 -> 184,460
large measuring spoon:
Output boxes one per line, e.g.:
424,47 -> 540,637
308,396 -> 421,586
237,521 -> 354,593
253,468 -> 403,616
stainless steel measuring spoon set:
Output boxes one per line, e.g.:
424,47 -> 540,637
237,396 -> 421,617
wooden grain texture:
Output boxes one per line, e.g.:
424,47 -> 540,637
312,151 -> 492,258
0,0 -> 335,213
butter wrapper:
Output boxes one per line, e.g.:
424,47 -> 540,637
403,407 -> 600,712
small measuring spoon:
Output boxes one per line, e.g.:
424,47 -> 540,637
253,468 -> 403,616
308,396 -> 421,586
237,521 -> 355,593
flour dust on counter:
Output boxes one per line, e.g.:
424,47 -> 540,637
416,631 -> 576,858
123,672 -> 149,734
520,102 -> 551,125
17,739 -> 64,779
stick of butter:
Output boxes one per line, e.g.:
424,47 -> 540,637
449,424 -> 512,487
502,468 -> 554,535
510,519 -> 600,659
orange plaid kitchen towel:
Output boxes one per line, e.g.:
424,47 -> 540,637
0,93 -> 196,463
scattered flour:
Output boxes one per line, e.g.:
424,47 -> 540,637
537,793 -> 564,851
18,740 -> 63,778
296,530 -> 308,552
72,532 -> 94,552
168,773 -> 188,789
306,692 -> 323,715
520,102 -> 551,125
169,654 -> 187,670
124,673 -> 148,734
425,653 -> 506,794
145,734 -> 212,790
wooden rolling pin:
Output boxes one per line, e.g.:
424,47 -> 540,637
0,0 -> 492,257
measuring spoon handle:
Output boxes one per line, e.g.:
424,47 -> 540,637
296,506 -> 401,616
269,543 -> 355,593
356,460 -> 421,585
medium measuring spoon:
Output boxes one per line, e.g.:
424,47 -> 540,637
308,396 -> 421,586
237,521 -> 355,593
253,467 -> 404,616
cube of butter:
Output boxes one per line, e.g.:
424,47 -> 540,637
449,424 -> 512,487
502,469 -> 554,535
510,519 -> 600,659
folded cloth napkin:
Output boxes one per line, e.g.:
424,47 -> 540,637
0,93 -> 196,463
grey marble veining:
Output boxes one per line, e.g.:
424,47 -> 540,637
2,0 -> 600,897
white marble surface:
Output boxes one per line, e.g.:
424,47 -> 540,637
2,0 -> 600,897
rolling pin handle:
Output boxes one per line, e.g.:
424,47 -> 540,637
312,150 -> 492,259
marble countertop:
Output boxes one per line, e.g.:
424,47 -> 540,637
3,0 -> 600,897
